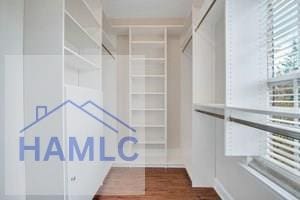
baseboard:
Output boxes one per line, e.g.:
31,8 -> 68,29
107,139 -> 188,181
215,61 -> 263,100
214,178 -> 234,200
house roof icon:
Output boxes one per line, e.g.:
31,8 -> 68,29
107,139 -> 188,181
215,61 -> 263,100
20,100 -> 136,134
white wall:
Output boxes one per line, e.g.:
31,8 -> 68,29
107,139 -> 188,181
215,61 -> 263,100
180,41 -> 193,176
0,44 -> 3,200
102,52 -> 118,177
0,0 -> 26,199
115,35 -> 132,164
167,35 -> 182,165
23,0 -> 64,198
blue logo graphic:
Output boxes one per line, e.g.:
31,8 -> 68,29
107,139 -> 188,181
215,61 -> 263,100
19,100 -> 138,162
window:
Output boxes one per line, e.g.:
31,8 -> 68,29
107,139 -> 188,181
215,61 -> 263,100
266,0 -> 300,177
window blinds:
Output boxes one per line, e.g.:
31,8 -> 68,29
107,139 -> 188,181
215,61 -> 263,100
267,0 -> 300,77
266,0 -> 300,176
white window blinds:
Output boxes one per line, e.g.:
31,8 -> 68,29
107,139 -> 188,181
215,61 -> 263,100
266,0 -> 300,176
267,0 -> 300,77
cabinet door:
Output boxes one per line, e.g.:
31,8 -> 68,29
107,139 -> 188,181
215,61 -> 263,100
65,86 -> 104,199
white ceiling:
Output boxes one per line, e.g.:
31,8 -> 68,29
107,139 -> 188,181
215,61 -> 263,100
102,0 -> 193,18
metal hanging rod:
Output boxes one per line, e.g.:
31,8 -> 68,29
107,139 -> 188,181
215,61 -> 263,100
194,0 -> 217,32
182,35 -> 192,53
102,43 -> 116,60
194,109 -> 300,140
229,117 -> 300,140
194,109 -> 225,119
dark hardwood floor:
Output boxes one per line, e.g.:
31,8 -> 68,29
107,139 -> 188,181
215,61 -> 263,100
94,168 -> 221,200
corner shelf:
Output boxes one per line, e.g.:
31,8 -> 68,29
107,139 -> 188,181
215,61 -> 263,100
131,108 -> 166,111
131,92 -> 165,95
65,10 -> 101,48
64,84 -> 101,93
131,124 -> 166,128
131,40 -> 165,45
131,75 -> 165,78
130,57 -> 166,61
135,141 -> 166,145
81,0 -> 102,27
64,46 -> 100,71
64,0 -> 102,91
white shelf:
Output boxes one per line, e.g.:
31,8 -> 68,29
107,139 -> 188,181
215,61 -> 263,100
131,124 -> 166,128
135,141 -> 166,145
131,92 -> 165,95
193,103 -> 225,111
131,108 -> 166,111
64,46 -> 100,70
65,10 -> 101,48
64,84 -> 101,92
65,0 -> 101,28
131,75 -> 165,78
130,57 -> 165,61
131,40 -> 165,45
81,0 -> 102,27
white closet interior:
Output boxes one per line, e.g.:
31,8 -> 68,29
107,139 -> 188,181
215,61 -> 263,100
3,0 -> 298,200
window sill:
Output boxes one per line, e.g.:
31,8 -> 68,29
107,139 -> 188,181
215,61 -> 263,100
240,162 -> 299,200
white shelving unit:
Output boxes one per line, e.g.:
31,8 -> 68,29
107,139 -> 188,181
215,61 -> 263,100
64,0 -> 103,198
23,0 -> 104,198
129,27 -> 168,166
64,0 -> 102,91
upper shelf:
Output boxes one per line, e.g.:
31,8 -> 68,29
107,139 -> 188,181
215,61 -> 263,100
65,10 -> 101,49
64,47 -> 100,71
131,57 -> 165,61
65,0 -> 101,28
131,41 -> 165,45
130,27 -> 166,42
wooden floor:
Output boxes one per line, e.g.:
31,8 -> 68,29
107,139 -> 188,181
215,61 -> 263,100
94,168 -> 220,200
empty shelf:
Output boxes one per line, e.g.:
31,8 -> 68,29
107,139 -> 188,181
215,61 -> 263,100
64,47 -> 100,70
131,75 -> 165,78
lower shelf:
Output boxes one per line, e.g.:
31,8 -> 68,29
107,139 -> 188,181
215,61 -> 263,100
64,84 -> 101,93
131,124 -> 165,128
112,148 -> 184,168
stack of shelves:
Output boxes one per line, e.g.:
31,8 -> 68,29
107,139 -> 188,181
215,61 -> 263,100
63,0 -> 104,196
64,0 -> 102,91
23,0 -> 104,197
129,27 -> 168,166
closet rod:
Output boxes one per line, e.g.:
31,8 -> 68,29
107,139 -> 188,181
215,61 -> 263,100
194,0 -> 217,32
194,109 -> 300,140
102,43 -> 116,60
229,117 -> 300,140
194,109 -> 224,119
182,35 -> 192,53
